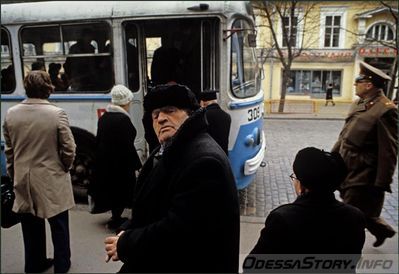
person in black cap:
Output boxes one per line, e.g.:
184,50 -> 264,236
199,90 -> 232,155
244,147 -> 365,273
104,84 -> 239,273
332,61 -> 397,248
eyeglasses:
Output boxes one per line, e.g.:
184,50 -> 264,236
289,173 -> 298,182
355,75 -> 372,84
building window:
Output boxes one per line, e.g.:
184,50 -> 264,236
286,69 -> 342,96
366,23 -> 394,41
324,15 -> 341,47
320,7 -> 346,48
282,16 -> 298,47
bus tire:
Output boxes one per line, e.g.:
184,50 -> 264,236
70,127 -> 96,203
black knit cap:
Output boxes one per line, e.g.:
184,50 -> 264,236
144,84 -> 200,113
293,147 -> 347,192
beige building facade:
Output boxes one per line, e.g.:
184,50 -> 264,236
255,1 -> 398,103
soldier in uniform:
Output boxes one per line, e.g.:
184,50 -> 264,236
199,90 -> 232,155
332,61 -> 397,247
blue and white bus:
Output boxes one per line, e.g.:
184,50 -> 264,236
1,1 -> 265,197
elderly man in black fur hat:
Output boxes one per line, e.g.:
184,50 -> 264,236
332,61 -> 397,248
244,147 -> 366,273
104,84 -> 240,273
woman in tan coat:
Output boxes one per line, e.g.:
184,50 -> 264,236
3,71 -> 76,273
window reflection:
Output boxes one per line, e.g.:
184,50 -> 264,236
20,23 -> 114,93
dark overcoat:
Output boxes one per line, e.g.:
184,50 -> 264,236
117,109 -> 240,273
332,92 -> 398,193
247,192 -> 365,254
326,87 -> 333,100
205,103 -> 231,154
91,107 -> 142,211
244,192 -> 365,272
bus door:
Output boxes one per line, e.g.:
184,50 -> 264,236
123,18 -> 219,155
123,23 -> 146,161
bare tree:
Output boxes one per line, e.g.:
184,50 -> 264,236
379,1 -> 398,99
252,1 -> 318,112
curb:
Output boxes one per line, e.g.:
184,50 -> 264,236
264,117 -> 345,121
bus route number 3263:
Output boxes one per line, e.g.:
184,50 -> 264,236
247,106 -> 261,122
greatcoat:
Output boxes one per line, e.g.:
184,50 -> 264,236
3,98 -> 76,219
332,91 -> 398,193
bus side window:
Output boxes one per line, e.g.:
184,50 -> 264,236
20,22 -> 114,93
1,28 -> 15,93
63,24 -> 113,92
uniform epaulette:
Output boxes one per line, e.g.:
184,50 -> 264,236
385,101 -> 395,107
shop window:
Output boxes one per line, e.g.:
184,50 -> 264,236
286,69 -> 342,96
366,23 -> 394,41
20,22 -> 113,93
1,28 -> 15,94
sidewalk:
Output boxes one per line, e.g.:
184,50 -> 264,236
1,208 -> 398,273
264,100 -> 352,120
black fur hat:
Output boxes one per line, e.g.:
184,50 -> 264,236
293,147 -> 347,192
144,84 -> 200,113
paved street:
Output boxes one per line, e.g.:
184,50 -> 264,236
242,118 -> 399,228
1,116 -> 398,273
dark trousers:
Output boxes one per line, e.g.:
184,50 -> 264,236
20,210 -> 71,273
341,186 -> 396,237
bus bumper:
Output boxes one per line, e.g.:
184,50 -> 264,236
244,131 -> 265,175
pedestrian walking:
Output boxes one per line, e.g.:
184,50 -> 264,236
90,84 -> 142,229
3,70 -> 76,273
104,84 -> 240,272
325,83 -> 335,106
244,147 -> 365,273
199,89 -> 231,155
332,61 -> 397,247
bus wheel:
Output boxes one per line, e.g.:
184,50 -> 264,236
70,128 -> 96,203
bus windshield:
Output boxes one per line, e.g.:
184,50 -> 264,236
231,19 -> 258,99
